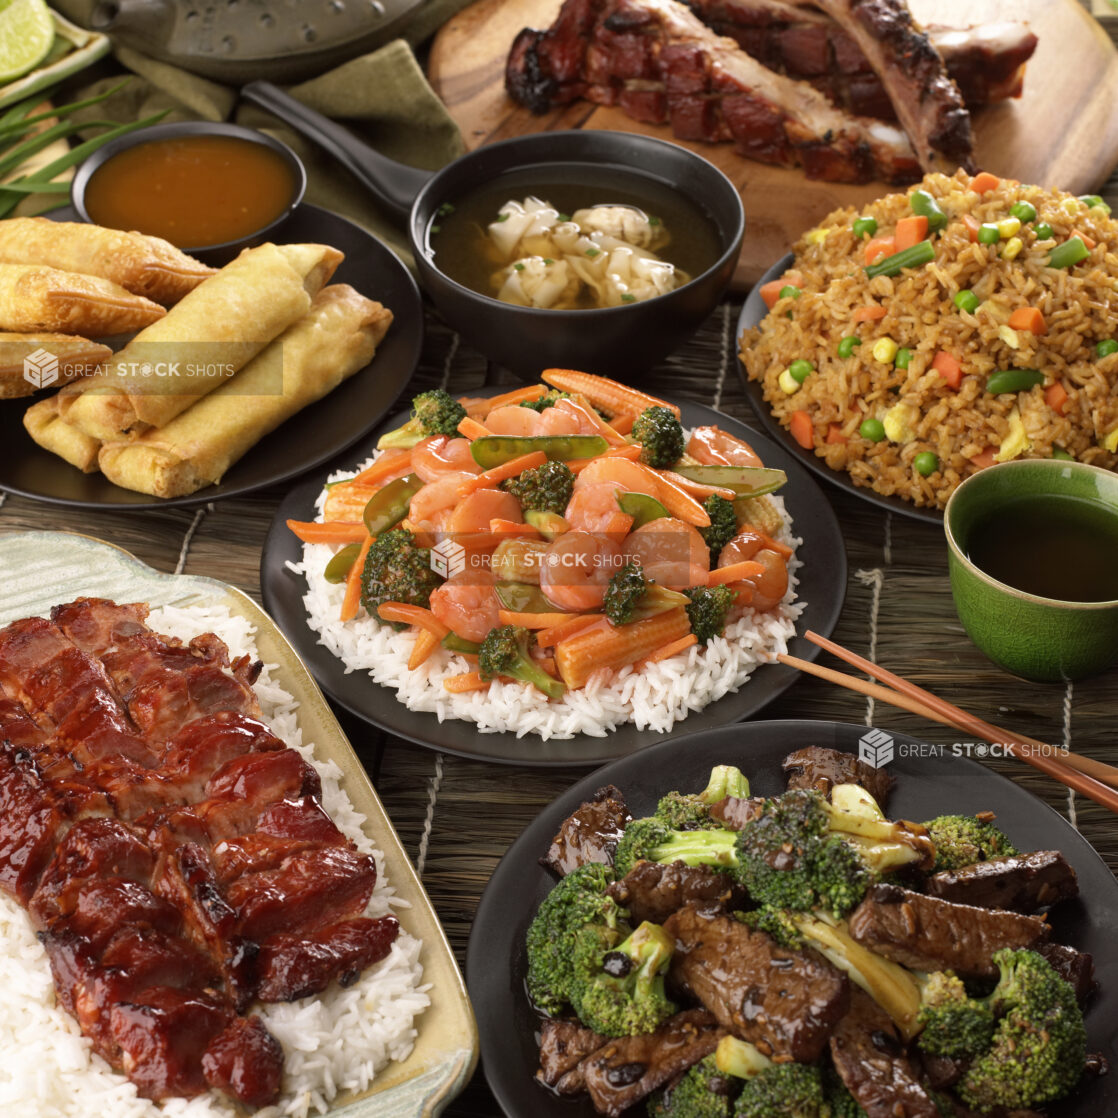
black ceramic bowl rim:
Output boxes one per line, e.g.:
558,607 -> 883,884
407,130 -> 745,319
70,121 -> 308,255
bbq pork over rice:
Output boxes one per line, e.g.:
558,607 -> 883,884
526,748 -> 1098,1116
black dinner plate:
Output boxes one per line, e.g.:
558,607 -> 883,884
0,203 -> 423,509
260,394 -> 847,766
467,719 -> 1118,1118
737,254 -> 943,527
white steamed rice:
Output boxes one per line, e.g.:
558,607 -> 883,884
0,604 -> 430,1118
292,453 -> 805,740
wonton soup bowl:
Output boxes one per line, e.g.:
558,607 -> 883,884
944,459 -> 1118,683
408,131 -> 745,382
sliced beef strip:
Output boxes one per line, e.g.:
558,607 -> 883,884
663,903 -> 849,1062
708,795 -> 765,830
830,986 -> 940,1118
781,745 -> 894,807
925,851 -> 1078,913
847,884 -> 1049,979
541,784 -> 631,876
580,1008 -> 723,1117
1037,941 -> 1097,1005
920,1050 -> 968,1090
606,860 -> 745,924
537,1018 -> 608,1095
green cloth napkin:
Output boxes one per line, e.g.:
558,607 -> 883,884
56,0 -> 473,269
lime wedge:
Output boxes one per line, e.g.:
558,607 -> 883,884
0,0 -> 54,85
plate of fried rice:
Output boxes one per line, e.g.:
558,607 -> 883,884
262,388 -> 846,767
738,169 -> 1118,522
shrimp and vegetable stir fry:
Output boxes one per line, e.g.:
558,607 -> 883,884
288,371 -> 795,705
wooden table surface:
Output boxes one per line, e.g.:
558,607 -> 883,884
4,26 -> 1118,1114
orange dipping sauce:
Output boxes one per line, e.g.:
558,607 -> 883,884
84,134 -> 298,249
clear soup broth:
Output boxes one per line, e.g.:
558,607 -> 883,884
428,166 -> 721,310
966,494 -> 1118,603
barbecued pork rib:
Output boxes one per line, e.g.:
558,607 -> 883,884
689,1 -> 1037,117
808,0 -> 974,172
506,0 -> 921,183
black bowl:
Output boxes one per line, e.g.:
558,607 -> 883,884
70,121 -> 307,266
408,131 -> 744,381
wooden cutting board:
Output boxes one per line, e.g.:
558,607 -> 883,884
429,0 -> 1118,287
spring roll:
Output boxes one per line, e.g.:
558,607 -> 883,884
0,333 -> 111,399
0,264 -> 165,336
0,218 -> 216,305
58,242 -> 344,442
98,284 -> 392,498
23,397 -> 101,472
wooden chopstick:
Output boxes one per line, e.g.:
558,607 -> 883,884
778,652 -> 1118,793
781,632 -> 1118,815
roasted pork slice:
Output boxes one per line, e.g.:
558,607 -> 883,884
782,744 -> 894,806
926,851 -> 1079,912
255,915 -> 400,1002
607,859 -> 745,924
810,0 -> 973,173
580,1008 -> 724,1117
663,903 -> 849,1061
847,883 -> 1049,978
830,987 -> 940,1118
506,0 -> 921,183
542,783 -> 631,876
201,1015 -> 285,1108
537,1018 -> 608,1095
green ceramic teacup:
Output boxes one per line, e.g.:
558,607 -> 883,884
944,459 -> 1118,683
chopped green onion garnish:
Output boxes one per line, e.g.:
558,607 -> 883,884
1010,201 -> 1037,223
558,213 -> 570,222
585,248 -> 600,257
837,336 -> 862,359
789,359 -> 815,383
1048,237 -> 1089,269
852,216 -> 878,239
865,240 -> 936,279
514,262 -> 525,271
437,202 -> 455,217
954,289 -> 979,314
621,293 -> 636,303
495,212 -> 510,222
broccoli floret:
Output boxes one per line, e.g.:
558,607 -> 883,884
519,389 -> 570,412
604,562 -> 689,627
733,1063 -> 828,1118
478,625 -> 566,700
378,388 -> 467,448
571,920 -> 677,1037
737,905 -> 804,950
823,1070 -> 868,1118
649,1055 -> 739,1118
500,459 -> 574,516
525,863 -> 627,1016
632,405 -> 685,469
656,765 -> 750,830
684,584 -> 736,644
359,528 -> 443,618
924,813 -> 1018,873
958,948 -> 1087,1112
613,816 -> 675,878
699,495 -> 738,564
639,789 -> 931,920
916,971 -> 996,1059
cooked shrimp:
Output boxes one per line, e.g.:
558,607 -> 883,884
412,436 -> 482,482
539,531 -> 623,612
446,488 -> 522,536
565,481 -> 625,534
687,425 -> 763,468
430,568 -> 501,642
625,518 -> 709,590
408,471 -> 476,527
573,455 -> 660,496
718,531 -> 789,611
539,398 -> 603,436
485,405 -> 542,436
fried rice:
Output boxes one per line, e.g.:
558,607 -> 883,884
739,169 -> 1118,509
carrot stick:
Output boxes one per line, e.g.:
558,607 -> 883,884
490,517 -> 540,537
408,628 -> 441,670
969,448 -> 998,470
566,395 -> 628,445
443,671 -> 491,693
931,350 -> 963,389
610,413 -> 636,435
863,236 -> 896,266
376,602 -> 449,638
638,633 -> 698,667
603,511 -> 634,538
457,416 -> 492,440
660,471 -> 735,500
635,464 -> 710,526
340,534 -> 374,622
971,171 -> 1001,193
851,304 -> 887,323
567,444 -> 643,472
466,384 -> 545,415
460,451 -> 547,494
709,560 -> 765,586
759,270 -> 803,310
1045,381 -> 1068,415
893,215 -> 928,251
352,448 -> 412,486
789,410 -> 814,450
962,214 -> 980,243
536,613 -> 604,648
498,610 -> 574,628
1008,306 -> 1047,335
287,520 -> 368,545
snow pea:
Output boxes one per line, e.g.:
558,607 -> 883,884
618,491 -> 669,528
671,464 -> 787,497
470,434 -> 608,469
323,543 -> 361,583
363,473 -> 422,535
